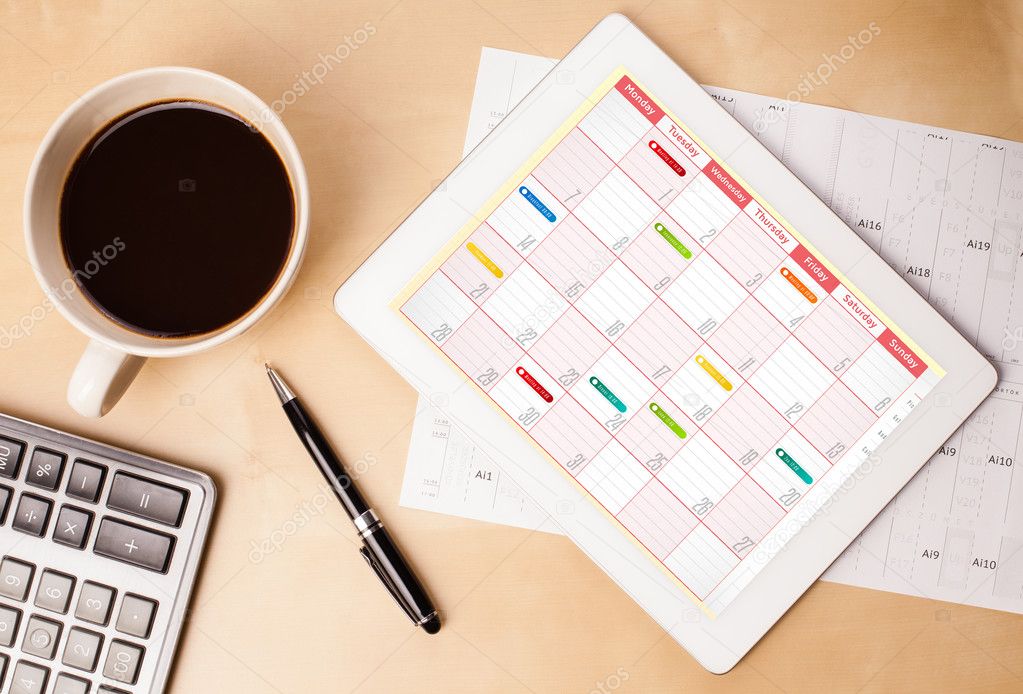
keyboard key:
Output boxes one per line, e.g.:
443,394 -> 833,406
12,494 -> 51,537
0,653 -> 7,686
53,673 -> 90,694
66,459 -> 107,503
21,615 -> 61,660
94,517 -> 174,573
11,659 -> 49,694
0,558 -> 35,601
103,640 -> 144,685
0,604 -> 22,646
25,449 -> 65,491
107,472 -> 188,527
75,581 -> 115,626
34,570 -> 74,614
0,437 -> 24,479
62,627 -> 102,672
116,594 -> 157,638
99,687 -> 130,694
53,506 -> 93,550
0,485 -> 11,524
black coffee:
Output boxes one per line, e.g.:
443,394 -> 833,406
60,100 -> 294,337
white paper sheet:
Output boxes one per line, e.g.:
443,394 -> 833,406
399,47 -> 1023,613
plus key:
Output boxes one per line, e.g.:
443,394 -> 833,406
94,517 -> 174,573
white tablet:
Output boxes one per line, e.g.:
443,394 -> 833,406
335,14 -> 996,673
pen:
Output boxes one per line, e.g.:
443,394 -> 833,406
265,364 -> 441,634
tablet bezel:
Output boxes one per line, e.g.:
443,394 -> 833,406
335,13 -> 996,673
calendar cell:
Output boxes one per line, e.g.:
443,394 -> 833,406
489,355 -> 565,431
796,381 -> 877,462
659,433 -> 744,516
660,252 -> 747,339
665,173 -> 740,248
574,261 -> 656,341
618,129 -> 696,205
618,480 -> 699,560
662,345 -> 741,424
488,174 -> 568,256
749,430 -> 831,504
703,385 -> 790,469
753,260 -> 823,330
573,347 -> 657,433
840,341 -> 916,414
574,168 -> 659,254
528,215 -> 615,302
577,89 -> 652,161
616,399 -> 694,472
403,273 -> 476,344
793,297 -> 874,374
616,299 -> 702,384
707,297 -> 787,379
482,262 -> 567,348
663,524 -> 739,599
529,308 -> 609,390
619,217 -> 700,294
440,310 -> 522,391
704,476 -> 784,558
532,128 -> 614,209
441,223 -> 523,305
576,440 -> 651,515
710,212 -> 787,291
748,340 -> 835,424
531,396 -> 612,477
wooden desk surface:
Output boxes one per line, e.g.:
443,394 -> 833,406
2,1 -> 1022,691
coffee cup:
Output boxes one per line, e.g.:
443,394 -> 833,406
24,67 -> 309,417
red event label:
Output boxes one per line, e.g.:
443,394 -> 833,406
614,76 -> 662,125
517,366 -> 554,402
702,161 -> 751,209
649,141 -> 686,176
789,245 -> 839,293
879,329 -> 927,378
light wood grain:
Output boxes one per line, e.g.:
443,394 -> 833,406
1,1 -> 1021,691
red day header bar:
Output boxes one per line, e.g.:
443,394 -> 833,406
614,77 -> 662,125
702,160 -> 751,209
789,245 -> 839,294
879,329 -> 927,378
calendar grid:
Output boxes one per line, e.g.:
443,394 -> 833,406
435,207 -> 859,590
399,71 -> 942,611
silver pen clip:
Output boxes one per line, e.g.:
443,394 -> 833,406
359,544 -> 419,625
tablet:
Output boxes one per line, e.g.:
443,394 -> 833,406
335,14 -> 996,673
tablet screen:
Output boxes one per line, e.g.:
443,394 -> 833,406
394,69 -> 944,615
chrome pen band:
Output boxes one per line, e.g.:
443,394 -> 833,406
414,610 -> 438,627
354,509 -> 382,538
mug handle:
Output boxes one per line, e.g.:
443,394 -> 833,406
67,339 -> 146,417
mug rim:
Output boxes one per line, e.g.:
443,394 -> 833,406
23,66 -> 310,358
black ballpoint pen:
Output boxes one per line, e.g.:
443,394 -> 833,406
265,364 -> 441,634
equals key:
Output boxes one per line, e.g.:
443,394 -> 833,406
107,473 -> 188,527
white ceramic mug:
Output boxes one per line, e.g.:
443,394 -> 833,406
24,67 -> 309,417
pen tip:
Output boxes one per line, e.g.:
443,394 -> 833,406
265,363 -> 296,404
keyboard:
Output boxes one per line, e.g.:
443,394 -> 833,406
0,413 -> 215,693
